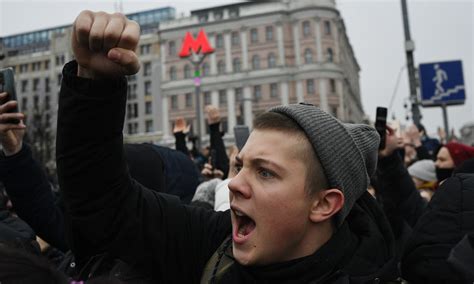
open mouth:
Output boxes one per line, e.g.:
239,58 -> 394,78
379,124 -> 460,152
232,208 -> 256,244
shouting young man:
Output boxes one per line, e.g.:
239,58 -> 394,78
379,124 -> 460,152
56,11 -> 397,283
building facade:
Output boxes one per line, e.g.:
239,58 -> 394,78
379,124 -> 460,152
1,0 -> 365,149
0,7 -> 175,153
159,0 -> 365,144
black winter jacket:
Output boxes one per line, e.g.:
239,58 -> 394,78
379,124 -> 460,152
401,173 -> 474,283
0,145 -> 67,251
57,61 -> 398,283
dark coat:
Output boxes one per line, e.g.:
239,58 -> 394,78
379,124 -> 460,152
125,143 -> 200,204
401,173 -> 474,283
0,145 -> 67,251
0,209 -> 40,254
56,61 -> 398,283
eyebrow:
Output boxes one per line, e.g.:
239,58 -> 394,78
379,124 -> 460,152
235,156 -> 285,173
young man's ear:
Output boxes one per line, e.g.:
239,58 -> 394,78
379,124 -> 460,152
309,189 -> 344,223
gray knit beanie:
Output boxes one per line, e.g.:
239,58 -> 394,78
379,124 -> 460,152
408,160 -> 436,182
269,103 -> 380,227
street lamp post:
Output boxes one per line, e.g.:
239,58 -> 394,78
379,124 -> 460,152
190,54 -> 207,149
178,29 -> 215,149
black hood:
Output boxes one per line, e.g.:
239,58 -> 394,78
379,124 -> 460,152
339,191 -> 398,283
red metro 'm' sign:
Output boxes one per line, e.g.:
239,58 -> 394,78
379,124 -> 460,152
178,29 -> 215,58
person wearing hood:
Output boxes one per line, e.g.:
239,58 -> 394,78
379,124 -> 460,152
54,11 -> 398,283
435,142 -> 474,182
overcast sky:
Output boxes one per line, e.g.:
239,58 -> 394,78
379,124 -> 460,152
1,0 -> 472,136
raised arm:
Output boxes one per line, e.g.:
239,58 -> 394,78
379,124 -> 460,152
56,11 -> 230,281
0,93 -> 67,251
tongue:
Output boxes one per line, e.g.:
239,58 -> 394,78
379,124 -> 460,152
238,216 -> 256,236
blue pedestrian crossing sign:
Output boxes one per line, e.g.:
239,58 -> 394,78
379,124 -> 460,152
419,60 -> 466,107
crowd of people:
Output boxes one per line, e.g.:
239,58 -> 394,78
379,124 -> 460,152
0,10 -> 473,283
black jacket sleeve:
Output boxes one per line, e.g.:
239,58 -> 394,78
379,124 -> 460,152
415,145 -> 432,160
376,152 -> 427,229
174,131 -> 190,156
209,122 -> 229,178
56,61 -> 231,282
0,144 -> 68,252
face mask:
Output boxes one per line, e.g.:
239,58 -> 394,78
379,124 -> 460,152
436,167 -> 454,182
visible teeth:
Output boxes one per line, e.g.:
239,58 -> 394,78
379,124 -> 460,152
235,210 -> 244,217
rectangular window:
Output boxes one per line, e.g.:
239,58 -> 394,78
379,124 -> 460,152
204,91 -> 211,105
132,103 -> 138,118
270,83 -> 278,98
21,80 -> 28,92
168,41 -> 176,56
57,73 -> 62,86
216,34 -> 224,48
145,120 -> 154,133
185,93 -> 193,108
219,90 -> 227,106
33,96 -> 39,109
45,77 -> 50,92
44,95 -> 50,110
127,104 -> 132,119
20,64 -> 28,73
231,32 -> 240,46
303,21 -> 311,37
171,95 -> 178,110
141,44 -> 151,55
145,101 -> 152,114
128,83 -> 137,100
330,79 -> 336,93
145,81 -> 152,95
306,79 -> 315,94
324,21 -> 331,35
235,88 -> 243,102
33,78 -> 40,91
44,60 -> 50,70
265,26 -> 274,42
143,62 -> 151,76
250,28 -> 258,44
32,62 -> 40,71
253,85 -> 261,101
21,97 -> 28,111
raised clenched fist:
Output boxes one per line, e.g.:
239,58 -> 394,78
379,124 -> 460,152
72,10 -> 141,79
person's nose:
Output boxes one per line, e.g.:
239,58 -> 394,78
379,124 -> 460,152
228,170 -> 252,200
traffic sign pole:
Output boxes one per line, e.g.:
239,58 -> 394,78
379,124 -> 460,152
401,0 -> 422,125
441,103 -> 450,142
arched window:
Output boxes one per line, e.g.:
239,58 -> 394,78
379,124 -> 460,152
267,53 -> 276,68
304,48 -> 313,64
327,48 -> 334,62
217,60 -> 226,74
169,66 -> 177,80
252,55 -> 260,70
233,58 -> 241,72
184,64 -> 192,79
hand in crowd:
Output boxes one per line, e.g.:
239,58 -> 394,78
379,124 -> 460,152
405,124 -> 422,147
72,10 -> 141,79
379,125 -> 404,158
205,105 -> 221,125
201,162 -> 224,180
0,93 -> 26,156
173,117 -> 190,134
